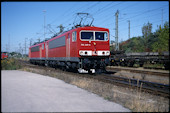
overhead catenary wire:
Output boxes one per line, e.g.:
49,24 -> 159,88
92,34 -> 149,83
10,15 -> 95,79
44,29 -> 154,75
119,10 -> 168,31
55,2 -> 95,24
46,2 -> 99,37
81,1 -> 101,13
93,2 -> 140,27
35,3 -> 89,40
28,2 -> 169,46
32,2 -> 144,39
102,5 -> 168,27
92,2 -> 124,17
119,5 -> 168,23
119,19 -> 163,32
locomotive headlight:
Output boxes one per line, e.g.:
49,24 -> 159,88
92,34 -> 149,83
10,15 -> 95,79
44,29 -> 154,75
98,51 -> 110,56
79,51 -> 84,55
79,50 -> 92,56
106,51 -> 110,55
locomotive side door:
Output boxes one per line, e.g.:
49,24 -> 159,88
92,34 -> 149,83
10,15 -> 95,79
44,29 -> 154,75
66,33 -> 70,60
40,45 -> 42,59
45,42 -> 48,59
41,43 -> 44,58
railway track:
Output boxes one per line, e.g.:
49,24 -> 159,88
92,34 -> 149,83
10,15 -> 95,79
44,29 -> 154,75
106,66 -> 169,77
100,71 -> 169,97
19,59 -> 169,98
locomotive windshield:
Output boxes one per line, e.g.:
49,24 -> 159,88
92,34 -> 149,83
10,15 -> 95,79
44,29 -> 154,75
80,31 -> 108,41
81,32 -> 94,40
95,32 -> 108,41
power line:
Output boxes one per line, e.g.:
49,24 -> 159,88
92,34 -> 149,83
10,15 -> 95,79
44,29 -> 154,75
97,2 -> 139,20
119,5 -> 168,23
119,11 -> 166,31
92,2 -> 118,16
91,2 -> 125,27
95,2 -> 141,27
126,4 -> 168,15
42,2 -> 92,37
53,2 -> 101,31
119,2 -> 139,11
29,2 -> 127,41
49,2 -> 80,25
81,1 -> 101,13
103,5 -> 168,27
50,2 -> 91,26
27,2 -> 169,46
92,2 -> 124,21
95,2 -> 124,16
119,19 -> 163,32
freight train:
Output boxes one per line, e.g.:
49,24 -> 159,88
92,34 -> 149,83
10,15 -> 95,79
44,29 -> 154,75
110,51 -> 169,70
29,26 -> 110,74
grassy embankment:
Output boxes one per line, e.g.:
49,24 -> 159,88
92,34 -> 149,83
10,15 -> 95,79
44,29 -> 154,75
1,58 -> 22,70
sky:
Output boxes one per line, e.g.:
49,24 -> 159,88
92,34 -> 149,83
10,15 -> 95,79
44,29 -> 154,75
1,1 -> 169,54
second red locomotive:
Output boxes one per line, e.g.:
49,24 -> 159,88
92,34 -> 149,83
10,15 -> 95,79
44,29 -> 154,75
29,26 -> 110,73
1,52 -> 8,59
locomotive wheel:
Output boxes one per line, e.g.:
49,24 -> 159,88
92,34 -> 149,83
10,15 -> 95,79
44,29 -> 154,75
61,66 -> 66,71
139,63 -> 144,67
96,69 -> 102,74
45,61 -> 48,67
88,70 -> 95,75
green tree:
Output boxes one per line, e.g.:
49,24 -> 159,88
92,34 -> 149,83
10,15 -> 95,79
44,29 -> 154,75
142,22 -> 152,51
142,22 -> 152,38
121,37 -> 145,53
152,21 -> 169,53
120,21 -> 169,53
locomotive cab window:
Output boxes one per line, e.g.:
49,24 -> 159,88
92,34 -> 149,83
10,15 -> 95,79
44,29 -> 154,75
72,31 -> 77,42
81,32 -> 94,40
95,32 -> 108,41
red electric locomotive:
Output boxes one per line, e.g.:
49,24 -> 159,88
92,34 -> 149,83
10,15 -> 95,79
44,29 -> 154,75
29,26 -> 110,73
1,52 -> 8,59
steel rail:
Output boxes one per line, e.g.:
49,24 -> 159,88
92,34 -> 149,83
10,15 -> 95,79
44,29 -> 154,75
102,72 -> 169,97
106,67 -> 169,77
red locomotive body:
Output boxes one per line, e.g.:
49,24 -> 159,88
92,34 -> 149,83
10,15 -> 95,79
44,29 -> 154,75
29,26 -> 110,73
1,52 -> 8,59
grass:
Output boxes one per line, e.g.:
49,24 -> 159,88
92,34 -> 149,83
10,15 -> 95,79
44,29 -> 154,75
1,58 -> 22,70
133,63 -> 140,68
126,80 -> 156,112
143,63 -> 164,69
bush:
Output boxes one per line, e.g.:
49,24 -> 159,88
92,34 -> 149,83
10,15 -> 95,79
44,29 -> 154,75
1,58 -> 21,70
